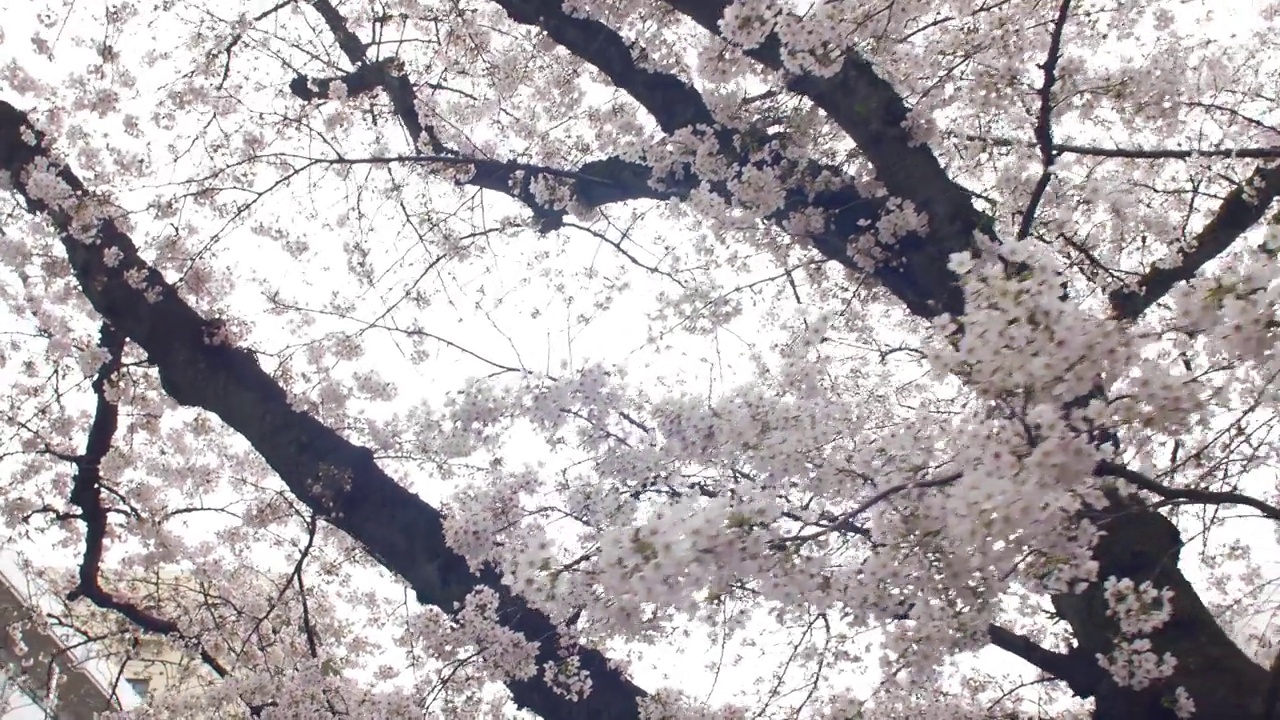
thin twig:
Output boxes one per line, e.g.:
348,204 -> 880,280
1094,459 -> 1280,522
1018,0 -> 1072,241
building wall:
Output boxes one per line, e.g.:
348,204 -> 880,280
96,571 -> 218,704
0,552 -> 141,719
0,669 -> 55,720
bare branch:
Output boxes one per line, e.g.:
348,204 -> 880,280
1094,459 -> 1280,522
1017,0 -> 1071,241
970,135 -> 1280,160
775,473 -> 960,546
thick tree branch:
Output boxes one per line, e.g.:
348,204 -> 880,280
62,323 -> 233,681
307,0 -> 437,152
484,0 -> 923,291
304,0 -> 690,231
0,100 -> 646,720
1108,162 -> 1280,320
491,0 -> 716,135
987,624 -> 1105,699
660,0 -> 984,318
1049,494 -> 1269,718
299,0 -> 691,231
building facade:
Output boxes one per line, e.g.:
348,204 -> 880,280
0,555 -> 140,719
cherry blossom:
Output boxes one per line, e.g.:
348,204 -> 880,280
0,0 -> 1278,718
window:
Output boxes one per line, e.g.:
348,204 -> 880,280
125,678 -> 150,700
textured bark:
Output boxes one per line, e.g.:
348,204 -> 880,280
1050,498 -> 1270,718
0,101 -> 646,720
305,0 -> 1280,713
648,4 -> 1277,717
660,0 -> 979,319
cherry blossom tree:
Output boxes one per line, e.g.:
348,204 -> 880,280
1,0 -> 1279,718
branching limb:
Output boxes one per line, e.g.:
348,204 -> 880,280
61,323 -> 232,679
1109,162 -> 1280,320
987,624 -> 1104,699
0,100 -> 647,720
1094,459 -> 1280,522
481,0 -> 901,284
307,0 -> 437,152
301,0 -> 689,231
660,0 -> 984,318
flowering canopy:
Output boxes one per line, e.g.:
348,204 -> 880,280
1,0 -> 1279,718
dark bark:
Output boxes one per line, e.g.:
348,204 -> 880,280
4,0 -> 1278,715
293,0 -> 1280,714
986,624 -> 1106,699
303,0 -> 890,265
0,100 -> 646,720
528,2 -> 1277,716
1108,163 -> 1280,319
1049,496 -> 1269,718
288,58 -> 404,103
660,0 -> 980,319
